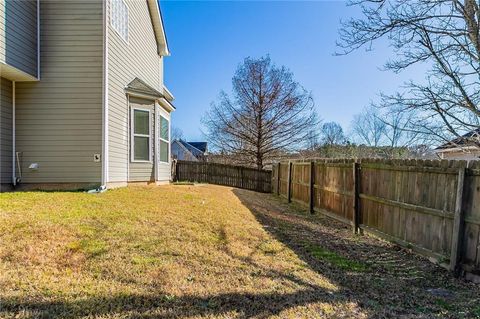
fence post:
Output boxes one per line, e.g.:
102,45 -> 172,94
352,162 -> 360,234
450,165 -> 467,274
172,159 -> 177,182
309,161 -> 315,214
240,166 -> 244,189
277,162 -> 281,195
287,161 -> 293,203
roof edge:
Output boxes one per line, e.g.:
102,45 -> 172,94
147,0 -> 170,56
163,85 -> 174,101
173,140 -> 198,159
125,77 -> 164,98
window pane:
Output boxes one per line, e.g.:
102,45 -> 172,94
134,110 -> 149,135
160,140 -> 169,163
160,116 -> 169,141
111,0 -> 128,41
134,136 -> 149,161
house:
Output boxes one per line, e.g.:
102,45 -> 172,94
434,129 -> 480,161
0,0 -> 174,191
171,140 -> 208,161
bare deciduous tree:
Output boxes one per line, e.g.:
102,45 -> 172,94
381,108 -> 423,147
350,107 -> 386,147
202,56 -> 318,169
171,126 -> 184,141
321,122 -> 346,146
338,0 -> 480,144
306,129 -> 321,150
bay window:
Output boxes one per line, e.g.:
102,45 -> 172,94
132,109 -> 151,162
159,115 -> 169,163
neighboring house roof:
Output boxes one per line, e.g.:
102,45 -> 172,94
146,0 -> 170,56
435,128 -> 480,152
173,140 -> 208,159
125,77 -> 176,110
188,142 -> 208,153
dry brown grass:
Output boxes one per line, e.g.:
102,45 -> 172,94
0,184 -> 478,318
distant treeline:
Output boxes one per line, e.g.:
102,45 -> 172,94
207,144 -> 437,170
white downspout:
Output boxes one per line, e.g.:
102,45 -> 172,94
12,81 -> 16,185
101,0 -> 109,188
37,0 -> 40,79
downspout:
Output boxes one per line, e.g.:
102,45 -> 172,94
12,82 -> 16,185
101,0 -> 109,189
37,0 -> 40,80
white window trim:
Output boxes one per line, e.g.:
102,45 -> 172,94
158,114 -> 170,164
110,0 -> 129,44
131,107 -> 152,163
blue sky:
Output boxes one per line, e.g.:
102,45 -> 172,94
160,0 -> 426,141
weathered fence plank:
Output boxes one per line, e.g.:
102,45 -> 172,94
276,162 -> 281,195
309,161 -> 315,214
450,166 -> 466,273
287,162 -> 293,203
353,162 -> 360,234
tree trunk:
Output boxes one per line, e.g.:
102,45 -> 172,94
256,154 -> 263,170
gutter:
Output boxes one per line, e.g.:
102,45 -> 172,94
163,85 -> 174,101
158,97 -> 175,112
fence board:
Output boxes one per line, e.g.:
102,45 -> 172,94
175,160 -> 272,193
272,158 -> 480,281
463,161 -> 480,272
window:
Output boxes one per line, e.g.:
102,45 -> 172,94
132,109 -> 151,161
159,115 -> 169,163
111,0 -> 128,42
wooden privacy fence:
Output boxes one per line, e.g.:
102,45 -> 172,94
173,160 -> 272,193
272,158 -> 480,281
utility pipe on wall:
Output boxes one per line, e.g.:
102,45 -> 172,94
12,81 -> 16,185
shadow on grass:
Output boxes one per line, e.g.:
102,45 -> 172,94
1,288 -> 345,319
0,231 -> 354,318
231,188 -> 479,318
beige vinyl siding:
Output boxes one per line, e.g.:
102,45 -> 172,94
128,97 -> 154,182
0,0 -> 38,77
0,77 -> 12,187
107,0 -> 164,182
14,0 -> 103,184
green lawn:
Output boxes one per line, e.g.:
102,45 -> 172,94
0,185 -> 479,318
